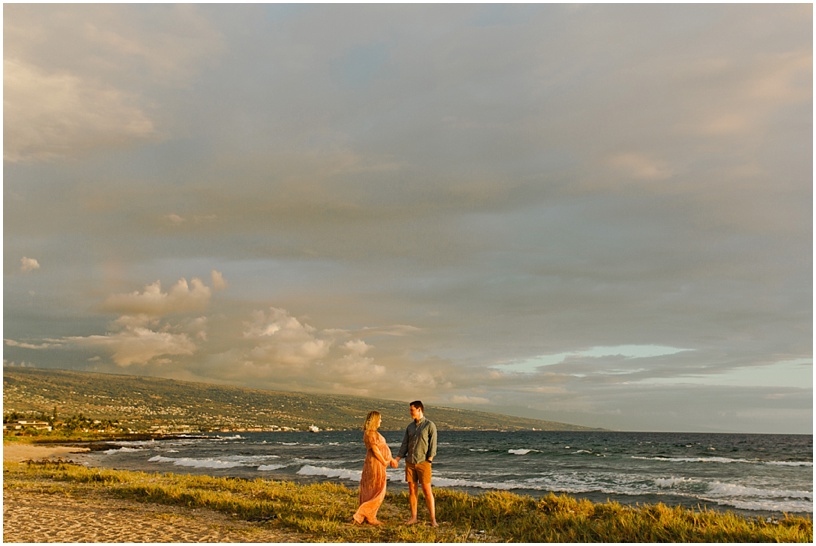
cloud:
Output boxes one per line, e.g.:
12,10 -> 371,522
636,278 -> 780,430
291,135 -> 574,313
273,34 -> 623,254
3,4 -> 223,162
5,339 -> 56,350
20,257 -> 40,273
233,307 -> 391,395
100,275 -> 222,316
4,58 -> 155,162
211,270 -> 227,292
67,325 -> 197,367
2,4 -> 810,433
242,307 -> 333,366
53,273 -> 223,366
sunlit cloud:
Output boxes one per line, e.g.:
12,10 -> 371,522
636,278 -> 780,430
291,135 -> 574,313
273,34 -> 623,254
100,274 -> 223,316
5,339 -> 56,350
20,256 -> 40,273
66,326 -> 197,367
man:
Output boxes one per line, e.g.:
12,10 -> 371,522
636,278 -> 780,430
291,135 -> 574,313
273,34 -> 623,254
394,400 -> 438,526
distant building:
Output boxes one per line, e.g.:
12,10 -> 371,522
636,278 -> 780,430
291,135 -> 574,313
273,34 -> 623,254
3,420 -> 52,432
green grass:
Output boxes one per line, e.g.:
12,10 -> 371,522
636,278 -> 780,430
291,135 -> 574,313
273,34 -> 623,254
4,460 -> 812,542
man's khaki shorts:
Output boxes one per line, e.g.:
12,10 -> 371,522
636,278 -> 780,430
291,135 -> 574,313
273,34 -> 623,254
405,461 -> 432,485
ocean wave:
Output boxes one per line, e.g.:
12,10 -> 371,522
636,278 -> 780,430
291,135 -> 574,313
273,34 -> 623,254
257,464 -> 287,471
218,454 -> 280,463
508,449 -> 540,455
296,465 -> 362,482
102,447 -> 144,455
433,476 -> 517,490
213,434 -> 244,441
632,455 -> 812,467
107,440 -> 158,447
706,481 -> 813,501
654,476 -> 700,489
701,497 -> 813,514
148,455 -> 243,469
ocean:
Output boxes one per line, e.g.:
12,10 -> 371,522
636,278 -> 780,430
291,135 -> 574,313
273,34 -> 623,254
75,430 -> 812,517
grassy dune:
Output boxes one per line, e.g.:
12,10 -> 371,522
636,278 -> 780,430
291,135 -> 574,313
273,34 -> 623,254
4,460 -> 811,542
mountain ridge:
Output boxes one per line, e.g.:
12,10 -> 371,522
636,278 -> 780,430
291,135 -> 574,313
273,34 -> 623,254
3,367 -> 601,432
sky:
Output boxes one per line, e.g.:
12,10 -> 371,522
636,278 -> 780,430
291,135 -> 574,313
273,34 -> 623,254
3,3 -> 812,434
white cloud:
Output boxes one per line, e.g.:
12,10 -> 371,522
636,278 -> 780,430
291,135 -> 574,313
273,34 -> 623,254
101,276 -> 215,316
68,326 -> 196,367
243,307 -> 332,366
52,274 -> 223,366
4,338 -> 56,350
20,256 -> 40,273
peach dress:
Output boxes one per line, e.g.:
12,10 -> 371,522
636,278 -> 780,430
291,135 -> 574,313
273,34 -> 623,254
352,430 -> 392,524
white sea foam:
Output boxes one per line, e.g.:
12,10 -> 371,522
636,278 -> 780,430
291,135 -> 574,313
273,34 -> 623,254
706,481 -> 813,501
433,476 -> 517,490
632,455 -> 812,467
297,465 -> 362,481
148,455 -> 243,469
219,454 -> 280,463
703,497 -> 814,514
213,434 -> 244,441
257,464 -> 287,471
107,440 -> 157,447
701,483 -> 814,514
654,476 -> 698,488
102,446 -> 144,455
508,448 -> 539,455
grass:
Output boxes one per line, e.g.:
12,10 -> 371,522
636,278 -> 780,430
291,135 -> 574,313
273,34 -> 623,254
4,460 -> 812,542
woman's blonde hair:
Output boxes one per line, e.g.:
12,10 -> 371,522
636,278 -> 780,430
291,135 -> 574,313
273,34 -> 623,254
363,411 -> 381,431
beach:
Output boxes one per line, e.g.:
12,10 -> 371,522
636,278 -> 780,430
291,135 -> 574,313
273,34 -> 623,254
3,443 -> 304,543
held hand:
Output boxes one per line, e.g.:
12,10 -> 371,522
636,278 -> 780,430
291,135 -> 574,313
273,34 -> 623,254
390,459 -> 398,468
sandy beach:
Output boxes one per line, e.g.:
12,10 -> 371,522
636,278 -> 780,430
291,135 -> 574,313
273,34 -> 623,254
3,443 -> 304,543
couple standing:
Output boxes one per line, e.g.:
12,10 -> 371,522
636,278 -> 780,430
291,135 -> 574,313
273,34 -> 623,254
352,400 -> 438,527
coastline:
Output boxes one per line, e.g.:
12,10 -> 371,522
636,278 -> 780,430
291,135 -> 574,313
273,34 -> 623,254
3,442 -> 306,542
3,440 -> 812,543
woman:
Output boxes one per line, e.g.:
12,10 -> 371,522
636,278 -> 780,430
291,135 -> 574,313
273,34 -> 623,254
352,411 -> 398,525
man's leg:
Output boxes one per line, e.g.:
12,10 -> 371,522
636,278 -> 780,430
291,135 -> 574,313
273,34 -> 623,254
421,482 -> 437,527
406,482 -> 419,524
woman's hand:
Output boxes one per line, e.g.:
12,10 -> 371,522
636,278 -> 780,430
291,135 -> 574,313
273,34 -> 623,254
389,459 -> 398,468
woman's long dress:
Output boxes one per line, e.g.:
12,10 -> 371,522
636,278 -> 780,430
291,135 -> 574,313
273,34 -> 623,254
352,430 -> 392,524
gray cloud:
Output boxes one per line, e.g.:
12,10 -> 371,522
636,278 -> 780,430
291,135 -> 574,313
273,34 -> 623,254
3,4 -> 811,433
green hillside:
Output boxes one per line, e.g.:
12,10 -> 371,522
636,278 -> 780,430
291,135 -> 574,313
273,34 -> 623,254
3,367 -> 597,433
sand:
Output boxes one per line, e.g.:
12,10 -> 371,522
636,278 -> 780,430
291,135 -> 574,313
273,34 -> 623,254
3,442 -> 90,463
3,442 -> 305,543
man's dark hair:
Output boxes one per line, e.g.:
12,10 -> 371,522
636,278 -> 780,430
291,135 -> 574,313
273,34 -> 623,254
410,400 -> 424,412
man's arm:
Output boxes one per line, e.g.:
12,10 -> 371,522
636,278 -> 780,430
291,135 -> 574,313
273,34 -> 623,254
396,426 -> 409,460
426,421 -> 438,462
